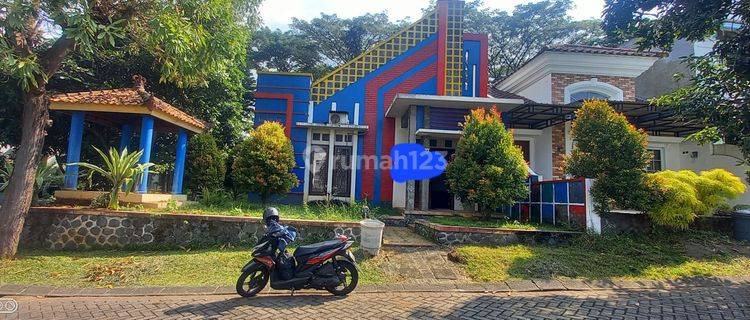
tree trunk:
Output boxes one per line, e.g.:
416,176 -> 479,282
0,91 -> 49,258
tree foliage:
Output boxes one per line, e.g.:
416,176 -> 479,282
185,133 -> 227,197
654,57 -> 750,180
446,107 -> 529,213
603,0 -> 750,180
0,0 -> 261,258
463,0 -> 611,80
250,13 -> 408,78
291,12 -> 409,66
565,100 -> 654,213
231,122 -> 298,203
646,169 -> 746,229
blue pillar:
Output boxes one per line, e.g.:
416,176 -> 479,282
63,111 -> 85,189
171,129 -> 188,194
137,116 -> 155,194
119,124 -> 134,152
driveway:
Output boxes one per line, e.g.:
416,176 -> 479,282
3,284 -> 749,319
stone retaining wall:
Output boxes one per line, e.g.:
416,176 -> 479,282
413,219 -> 580,246
602,211 -> 734,235
21,207 -> 360,250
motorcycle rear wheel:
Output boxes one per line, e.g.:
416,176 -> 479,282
326,259 -> 359,296
236,264 -> 269,297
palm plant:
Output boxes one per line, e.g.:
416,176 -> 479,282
33,156 -> 65,204
72,147 -> 154,210
1,149 -> 64,204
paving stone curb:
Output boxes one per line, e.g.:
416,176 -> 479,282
1,276 -> 747,298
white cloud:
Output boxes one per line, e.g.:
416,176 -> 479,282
260,0 -> 605,30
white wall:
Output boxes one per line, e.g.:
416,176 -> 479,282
391,115 -> 410,208
513,128 -> 552,180
518,74 -> 552,103
678,141 -> 750,206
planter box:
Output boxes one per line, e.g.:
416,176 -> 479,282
412,219 -> 581,246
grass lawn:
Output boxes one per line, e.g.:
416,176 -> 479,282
117,200 -> 396,222
452,230 -> 750,282
428,216 -> 575,231
0,247 -> 388,288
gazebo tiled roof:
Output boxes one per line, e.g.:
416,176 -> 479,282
50,77 -> 206,133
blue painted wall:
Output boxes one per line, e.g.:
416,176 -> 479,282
461,38 -> 483,97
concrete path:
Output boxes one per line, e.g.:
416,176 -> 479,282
382,226 -> 436,247
3,284 -> 749,319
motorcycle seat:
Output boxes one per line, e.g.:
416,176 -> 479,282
294,239 -> 343,257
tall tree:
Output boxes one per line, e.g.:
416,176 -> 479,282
291,12 -> 409,66
463,0 -> 611,80
603,0 -> 750,180
248,27 -> 331,79
249,12 -> 408,78
0,0 -> 261,258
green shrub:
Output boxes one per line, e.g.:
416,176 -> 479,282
231,122 -> 298,203
446,107 -> 529,214
185,134 -> 227,197
198,187 -> 235,207
565,100 -> 653,212
646,169 -> 746,229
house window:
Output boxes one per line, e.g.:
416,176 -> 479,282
647,149 -> 663,172
569,91 -> 610,102
308,130 -> 355,199
564,79 -> 624,104
308,145 -> 329,195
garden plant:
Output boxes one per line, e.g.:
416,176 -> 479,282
72,147 -> 154,210
185,133 -> 227,198
646,169 -> 746,229
446,107 -> 529,215
565,100 -> 654,213
232,122 -> 298,203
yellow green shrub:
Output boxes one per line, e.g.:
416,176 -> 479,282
646,169 -> 746,229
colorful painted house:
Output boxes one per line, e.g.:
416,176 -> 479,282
253,0 -> 512,208
253,0 -> 749,209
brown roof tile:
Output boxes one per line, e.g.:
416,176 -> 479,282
50,88 -> 206,131
545,44 -> 666,58
488,87 -> 537,103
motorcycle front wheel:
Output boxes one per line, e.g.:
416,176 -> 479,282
326,259 -> 359,296
236,263 -> 269,297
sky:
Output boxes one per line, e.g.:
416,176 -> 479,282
259,0 -> 606,30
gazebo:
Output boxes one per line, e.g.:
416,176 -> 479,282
50,75 -> 206,208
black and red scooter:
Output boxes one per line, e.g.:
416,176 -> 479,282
236,207 -> 359,297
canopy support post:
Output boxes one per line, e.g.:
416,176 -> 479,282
137,116 -> 155,194
63,111 -> 86,190
171,129 -> 188,195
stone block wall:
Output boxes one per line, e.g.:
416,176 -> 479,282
413,220 -> 580,246
21,208 -> 360,250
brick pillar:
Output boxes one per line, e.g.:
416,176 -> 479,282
551,124 -> 566,179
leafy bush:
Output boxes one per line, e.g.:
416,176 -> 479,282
185,133 -> 227,197
646,169 -> 746,229
446,107 -> 529,214
565,100 -> 653,212
231,122 -> 298,203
